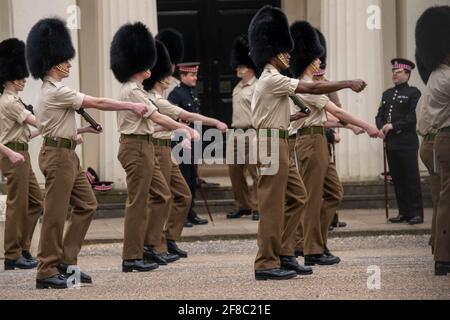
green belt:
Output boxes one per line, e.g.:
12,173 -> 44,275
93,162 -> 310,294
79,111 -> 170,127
424,132 -> 437,142
233,127 -> 253,132
5,142 -> 29,152
43,137 -> 76,150
152,138 -> 171,147
120,134 -> 153,143
297,126 -> 326,137
289,134 -> 297,140
439,127 -> 450,133
258,129 -> 289,140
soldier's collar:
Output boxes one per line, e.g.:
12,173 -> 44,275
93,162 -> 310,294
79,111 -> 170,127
180,82 -> 195,89
129,78 -> 144,90
395,82 -> 409,89
2,89 -> 18,97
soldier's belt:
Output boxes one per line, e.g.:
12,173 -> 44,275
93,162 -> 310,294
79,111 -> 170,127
43,137 -> 77,150
297,126 -> 326,137
258,129 -> 289,140
152,138 -> 171,147
232,127 -> 254,132
5,142 -> 29,152
120,134 -> 153,143
424,132 -> 437,142
439,127 -> 450,133
289,134 -> 297,140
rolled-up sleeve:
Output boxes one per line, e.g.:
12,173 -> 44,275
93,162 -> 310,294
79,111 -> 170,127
56,86 -> 86,110
269,73 -> 299,97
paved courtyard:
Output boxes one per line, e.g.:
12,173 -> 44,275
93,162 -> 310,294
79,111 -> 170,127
0,234 -> 449,300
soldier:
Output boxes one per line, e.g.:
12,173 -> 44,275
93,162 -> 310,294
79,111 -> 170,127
227,35 -> 259,222
26,18 -> 148,289
415,5 -> 450,276
156,28 -> 184,99
248,6 -> 367,281
0,38 -> 42,271
375,58 -> 424,225
288,21 -> 382,266
168,63 -> 209,226
110,22 -> 198,273
142,40 -> 227,259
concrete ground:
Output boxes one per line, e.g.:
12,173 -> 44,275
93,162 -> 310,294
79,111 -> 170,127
0,234 -> 449,300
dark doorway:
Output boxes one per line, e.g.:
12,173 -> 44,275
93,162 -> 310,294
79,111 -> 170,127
156,0 -> 281,126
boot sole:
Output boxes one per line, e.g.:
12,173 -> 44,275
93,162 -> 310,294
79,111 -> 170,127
255,274 -> 298,281
305,260 -> 341,266
36,282 -> 68,290
435,269 -> 449,276
4,265 -> 37,271
122,265 -> 159,273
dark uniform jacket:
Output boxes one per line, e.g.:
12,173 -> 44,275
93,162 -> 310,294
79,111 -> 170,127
168,82 -> 201,117
376,82 -> 421,150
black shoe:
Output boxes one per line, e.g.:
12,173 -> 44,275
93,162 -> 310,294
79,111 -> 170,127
295,250 -> 304,258
408,216 -> 424,225
143,246 -> 168,266
305,254 -> 341,266
324,247 -> 337,258
189,216 -> 209,225
167,240 -> 188,258
435,262 -> 450,276
389,215 -> 409,223
184,220 -> 194,228
280,256 -> 313,276
122,259 -> 159,273
255,268 -> 298,281
22,250 -> 37,262
252,211 -> 260,221
36,274 -> 69,290
160,252 -> 180,263
4,256 -> 38,270
227,209 -> 251,219
57,263 -> 92,284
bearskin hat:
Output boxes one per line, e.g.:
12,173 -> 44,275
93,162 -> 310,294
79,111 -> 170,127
143,40 -> 173,91
0,38 -> 29,92
156,28 -> 184,65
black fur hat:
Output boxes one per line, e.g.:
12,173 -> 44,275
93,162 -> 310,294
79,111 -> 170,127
248,6 -> 294,69
290,21 -> 325,78
26,18 -> 75,80
156,28 -> 184,65
415,6 -> 450,74
143,40 -> 173,91
110,22 -> 156,83
0,38 -> 29,93
230,34 -> 256,71
415,51 -> 432,84
315,28 -> 327,69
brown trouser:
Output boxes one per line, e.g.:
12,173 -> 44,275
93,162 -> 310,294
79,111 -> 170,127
296,133 -> 342,256
255,137 -> 307,271
37,147 -> 97,280
145,145 -> 177,252
434,131 -> 450,262
228,135 -> 258,211
0,151 -> 43,260
419,138 -> 441,249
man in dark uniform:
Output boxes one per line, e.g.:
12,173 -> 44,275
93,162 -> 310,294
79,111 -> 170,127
168,63 -> 208,226
376,59 -> 424,225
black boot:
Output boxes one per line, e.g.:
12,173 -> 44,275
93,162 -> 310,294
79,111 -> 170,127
435,262 -> 450,276
305,254 -> 341,266
143,246 -> 168,266
22,250 -> 37,263
57,263 -> 92,284
252,211 -> 260,221
255,268 -> 298,281
280,256 -> 313,275
160,252 -> 180,263
122,259 -> 159,273
167,240 -> 188,258
36,274 -> 68,290
4,256 -> 37,270
389,215 -> 409,223
227,209 -> 251,219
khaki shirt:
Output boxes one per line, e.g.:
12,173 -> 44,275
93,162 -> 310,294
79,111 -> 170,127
0,90 -> 32,144
163,76 -> 180,100
291,75 -> 329,131
416,92 -> 436,137
426,64 -> 450,131
117,80 -> 158,135
36,76 -> 85,140
232,77 -> 257,128
149,90 -> 183,140
252,64 -> 299,130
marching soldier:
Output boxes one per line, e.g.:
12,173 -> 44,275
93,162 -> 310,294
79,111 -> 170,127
168,62 -> 209,226
0,38 -> 42,271
288,21 -> 382,266
26,18 -> 148,289
227,35 -> 259,222
156,28 -> 184,99
143,40 -> 227,259
110,22 -> 198,273
248,6 -> 367,280
415,5 -> 450,276
376,58 -> 424,225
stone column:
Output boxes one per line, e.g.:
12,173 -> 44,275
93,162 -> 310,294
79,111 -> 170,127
321,0 -> 386,181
